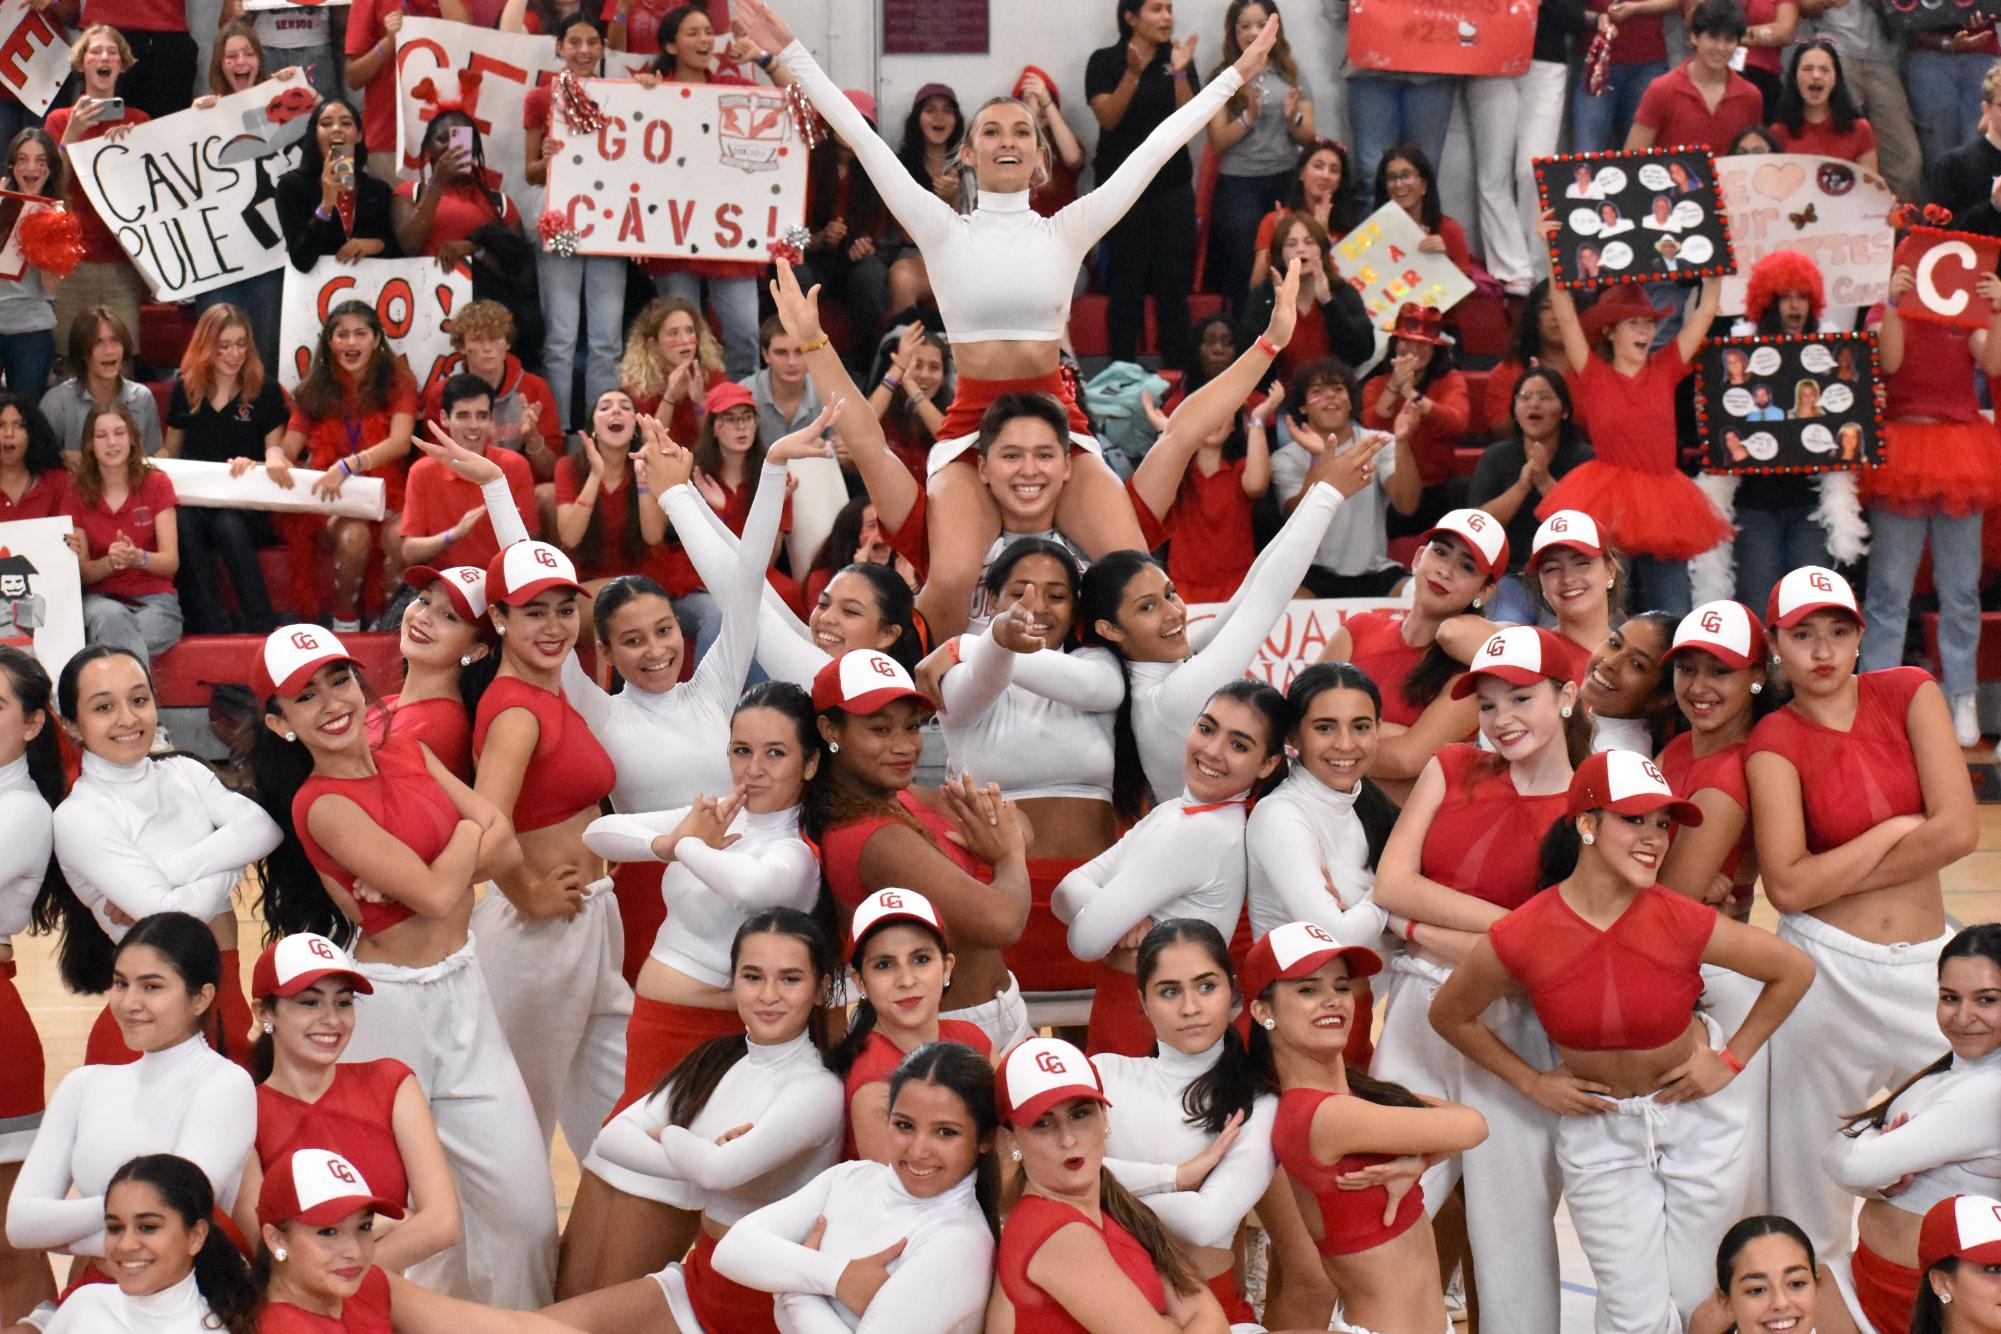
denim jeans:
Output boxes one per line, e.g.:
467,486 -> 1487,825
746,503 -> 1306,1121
1732,502 -> 1830,621
195,270 -> 284,383
1630,554 -> 1692,618
671,590 -> 723,670
1487,573 -> 1539,628
178,507 -> 275,634
1572,60 -> 1668,155
1208,169 -> 1291,312
1861,506 -> 1983,697
538,250 -> 628,430
1347,76 -> 1456,187
83,590 -> 182,666
1907,49 -> 1992,173
1467,64 -> 1568,288
655,271 -> 758,381
0,329 -> 53,396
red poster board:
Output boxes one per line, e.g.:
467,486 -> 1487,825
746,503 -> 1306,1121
883,0 -> 988,54
1892,227 -> 2001,330
1348,0 -> 1536,78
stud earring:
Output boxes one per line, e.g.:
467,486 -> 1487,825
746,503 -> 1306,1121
496,625 -> 506,635
1261,1017 -> 1275,1030
1470,598 -> 1482,611
460,654 -> 474,667
284,731 -> 297,742
1581,832 -> 1596,846
1010,1148 -> 1022,1162
272,1247 -> 288,1262
1560,705 -> 1573,718
1749,681 -> 1763,694
262,1023 -> 273,1035
1940,1292 -> 1953,1305
828,741 -> 840,753
1606,579 -> 1614,590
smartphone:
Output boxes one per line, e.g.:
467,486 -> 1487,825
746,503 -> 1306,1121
447,126 -> 473,159
95,96 -> 124,119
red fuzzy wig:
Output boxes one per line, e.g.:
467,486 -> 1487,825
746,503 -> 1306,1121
1745,249 -> 1824,330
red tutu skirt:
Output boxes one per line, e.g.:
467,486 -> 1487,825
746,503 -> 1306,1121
1005,857 -> 1096,994
86,948 -> 255,1073
614,995 -> 745,1117
609,860 -> 666,989
1865,419 -> 2001,516
1853,1238 -> 1920,1334
1085,960 -> 1154,1058
1537,461 -> 1733,560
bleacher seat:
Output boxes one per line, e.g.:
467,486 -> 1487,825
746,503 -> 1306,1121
138,304 -> 196,375
151,632 -> 404,709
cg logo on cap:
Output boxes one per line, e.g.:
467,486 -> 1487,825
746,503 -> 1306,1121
1303,924 -> 1333,943
1486,637 -> 1507,657
1700,609 -> 1723,634
1809,571 -> 1833,593
533,548 -> 560,569
1641,758 -> 1667,785
1034,1050 -> 1069,1075
327,1159 -> 358,1185
308,938 -> 336,961
1550,515 -> 1570,533
869,656 -> 897,679
290,629 -> 321,651
878,891 -> 904,909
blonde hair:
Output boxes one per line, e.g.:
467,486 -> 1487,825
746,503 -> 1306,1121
451,299 -> 516,349
618,298 -> 723,402
958,98 -> 1052,192
69,24 -> 134,74
1985,59 -> 2001,104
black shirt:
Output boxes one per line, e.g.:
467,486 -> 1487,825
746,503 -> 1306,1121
1927,135 -> 2001,237
1466,433 -> 1595,572
1534,0 -> 1590,65
274,168 -> 402,272
166,375 -> 290,464
1085,42 -> 1193,198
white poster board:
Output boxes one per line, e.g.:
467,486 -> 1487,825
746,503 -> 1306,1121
1714,153 -> 1896,316
0,516 -> 84,681
241,0 -> 349,11
277,255 -> 471,392
65,78 -> 316,301
1185,596 -> 1406,692
0,0 -> 71,118
150,459 -> 386,521
1333,202 -> 1477,371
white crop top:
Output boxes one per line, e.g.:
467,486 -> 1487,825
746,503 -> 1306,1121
780,41 -> 1242,344
1052,793 -> 1250,961
0,755 -> 51,949
1821,1048 -> 2001,1216
1246,768 -> 1390,945
940,620 -> 1114,802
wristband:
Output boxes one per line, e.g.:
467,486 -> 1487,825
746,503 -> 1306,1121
336,456 -> 352,478
137,548 -> 148,568
1405,920 -> 1421,946
798,333 -> 831,354
1255,334 -> 1281,359
755,51 -> 773,69
636,484 -> 651,495
441,529 -> 456,550
314,204 -> 333,221
881,373 -> 901,389
1717,1047 -> 1745,1075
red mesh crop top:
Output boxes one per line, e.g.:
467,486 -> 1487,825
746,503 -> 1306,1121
1272,1087 -> 1426,1256
255,1059 -> 412,1211
819,790 -> 990,926
1344,611 -> 1433,728
1655,733 -> 1752,889
380,694 -> 472,782
257,1264 -> 392,1332
293,737 -> 462,937
1419,745 -> 1570,911
472,675 -> 616,832
1746,667 -> 1929,854
998,1194 -> 1165,1331
1489,884 -> 1716,1051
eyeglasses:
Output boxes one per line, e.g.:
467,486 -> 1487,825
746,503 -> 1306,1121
1385,170 -> 1421,184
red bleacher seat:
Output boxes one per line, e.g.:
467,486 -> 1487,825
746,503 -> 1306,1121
151,632 -> 404,710
138,304 -> 196,373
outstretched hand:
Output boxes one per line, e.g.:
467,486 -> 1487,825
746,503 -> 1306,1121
734,0 -> 793,53
1232,13 -> 1278,80
766,398 -> 843,465
415,421 -> 505,485
769,258 -> 825,345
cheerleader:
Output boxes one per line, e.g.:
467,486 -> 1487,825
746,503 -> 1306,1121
547,909 -> 844,1334
7,915 -> 256,1279
809,650 -> 1033,1053
1369,624 -> 1590,1334
1244,923 -> 1489,1334
1431,749 -> 1814,1331
747,11 -> 1275,636
1687,1216 -> 1862,1334
827,889 -> 992,1162
711,1041 -> 999,1332
1579,611 -> 1677,755
1052,681 -> 1285,1057
46,646 -> 280,1067
248,625 -> 554,1309
238,933 -> 458,1277
1821,925 -> 2001,1334
380,563 -> 492,779
42,1155 -> 258,1334
1910,1194 -> 2001,1334
1747,566 -> 1977,1258
989,1036 -> 1230,1332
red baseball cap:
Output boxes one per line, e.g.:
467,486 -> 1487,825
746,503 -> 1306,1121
485,540 -> 586,605
704,381 -> 757,417
1529,509 -> 1604,564
1665,600 -> 1766,671
1240,921 -> 1382,1001
1767,565 -> 1864,630
1919,1195 -> 2001,1273
850,888 -> 945,948
812,649 -> 933,716
253,624 -> 359,700
1566,750 -> 1704,825
996,1037 -> 1110,1127
1419,507 -> 1509,577
259,1148 -> 405,1228
842,88 -> 878,123
402,563 -> 489,622
1450,626 -> 1590,698
250,932 -> 372,999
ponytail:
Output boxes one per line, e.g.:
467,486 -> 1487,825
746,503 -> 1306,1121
1537,816 -> 1583,888
1842,924 -> 2001,1133
246,722 -> 354,949
1080,551 -> 1162,824
106,1155 -> 258,1334
1099,1169 -> 1202,1297
1910,1262 -> 1951,1334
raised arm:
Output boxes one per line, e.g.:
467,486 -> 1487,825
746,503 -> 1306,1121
940,610 -> 1033,724
999,643 -> 1128,713
655,480 -> 828,685
1673,276 -> 1722,367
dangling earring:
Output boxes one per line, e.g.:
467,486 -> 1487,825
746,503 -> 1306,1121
828,741 -> 840,753
1581,832 -> 1596,846
284,731 -> 297,742
1560,705 -> 1573,718
272,1247 -> 288,1262
1749,681 -> 1763,695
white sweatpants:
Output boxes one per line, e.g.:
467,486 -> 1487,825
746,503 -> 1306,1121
1698,960 -> 1771,1218
1371,954 -> 1562,1334
342,940 -> 558,1309
472,884 -> 633,1160
1765,913 -> 1949,1258
941,972 -> 1032,1053
1557,1019 -> 1748,1334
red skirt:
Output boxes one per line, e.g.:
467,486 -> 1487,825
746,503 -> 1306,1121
1537,461 -> 1733,560
1085,959 -> 1154,1058
936,370 -> 1094,449
684,1229 -> 778,1334
610,860 -> 666,989
0,962 -> 45,1125
614,995 -> 744,1117
85,949 -> 255,1073
1853,1238 -> 1920,1334
1865,419 -> 2001,516
1206,1268 -> 1257,1325
1006,857 -> 1095,994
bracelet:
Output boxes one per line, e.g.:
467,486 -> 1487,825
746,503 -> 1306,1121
314,204 -> 332,221
1405,920 -> 1422,946
1255,334 -> 1281,359
798,333 -> 831,354
636,484 -> 651,495
1717,1047 -> 1745,1075
441,529 -> 456,550
755,51 -> 773,69
137,548 -> 148,569
336,456 -> 353,478
881,373 -> 901,389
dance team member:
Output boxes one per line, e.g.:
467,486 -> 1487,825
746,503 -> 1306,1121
1687,1215 -> 1861,1334
379,563 -> 493,779
1910,1194 -> 2001,1334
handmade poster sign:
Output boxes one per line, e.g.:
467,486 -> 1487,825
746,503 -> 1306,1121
151,459 -> 385,520
1333,201 -> 1475,368
1714,153 -> 1896,316
1534,148 -> 1735,287
0,0 -> 71,118
1185,597 -> 1404,691
1876,0 -> 2001,34
1696,334 -> 1883,474
0,517 -> 83,680
1891,226 -> 2001,329
277,256 -> 470,392
543,78 -> 808,261
1348,0 -> 1536,77
66,78 -> 316,301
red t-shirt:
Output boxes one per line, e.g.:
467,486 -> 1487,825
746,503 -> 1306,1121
1770,117 -> 1877,162
421,354 -> 563,460
1277,311 -> 1329,382
84,0 -> 185,31
1343,609 -> 1433,728
841,1019 -> 991,1158
401,447 -> 538,571
44,107 -> 150,262
286,368 -> 420,511
1361,367 -> 1470,487
554,455 -> 676,585
1419,744 -> 1568,911
1745,666 -> 1931,854
390,179 -> 519,257
345,0 -> 443,161
1566,343 -> 1691,474
1741,0 -> 1784,74
63,468 -> 177,601
1883,318 -> 1983,424
1000,1195 -> 1165,1332
255,1060 -> 413,1209
1588,0 -> 1666,63
1254,207 -> 1347,257
1164,457 -> 1255,605
819,790 -> 990,928
257,1266 -> 393,1331
1633,62 -> 1764,153
0,470 -> 68,523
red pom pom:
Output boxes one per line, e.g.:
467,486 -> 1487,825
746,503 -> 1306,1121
1922,203 -> 1954,226
18,208 -> 82,277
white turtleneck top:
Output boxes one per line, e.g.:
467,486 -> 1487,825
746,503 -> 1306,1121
1098,1040 -> 1280,1252
51,752 -> 280,942
8,1035 -> 255,1256
46,1270 -> 216,1333
1590,714 -> 1653,755
591,1029 -> 843,1225
1052,793 -> 1249,962
1245,768 -> 1390,946
940,618 -> 1115,802
712,1159 -> 994,1334
0,754 -> 51,949
583,803 -> 819,988
1821,1047 -> 2001,1216
778,41 -> 1240,346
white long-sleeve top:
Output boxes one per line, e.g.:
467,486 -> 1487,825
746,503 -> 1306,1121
0,755 -> 51,949
1012,483 -> 1344,804
1098,1041 -> 1279,1252
583,804 -> 818,988
1245,768 -> 1390,945
779,40 -> 1240,345
711,1160 -> 993,1334
661,486 -> 831,690
46,1271 -> 215,1333
940,620 -> 1114,801
8,1035 -> 255,1256
51,752 -> 280,941
1051,793 -> 1249,962
590,1029 -> 843,1223
1820,1048 -> 2001,1215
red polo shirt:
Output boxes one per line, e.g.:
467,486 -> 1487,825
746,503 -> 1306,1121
1633,62 -> 1763,153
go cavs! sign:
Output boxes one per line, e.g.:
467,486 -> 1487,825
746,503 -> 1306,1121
544,78 -> 808,262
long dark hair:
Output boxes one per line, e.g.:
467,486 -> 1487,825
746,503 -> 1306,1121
1374,143 -> 1443,230
1841,923 -> 2001,1133
1613,610 -> 1683,751
1246,970 -> 1427,1109
112,913 -> 228,1057
247,678 -> 371,950
2,126 -> 64,200
1135,920 -> 1258,1135
0,391 -> 58,480
1509,364 -> 1581,453
293,300 -> 400,422
692,399 -> 769,506
106,1155 -> 258,1334
1283,663 -> 1400,867
1505,280 -> 1556,370
416,109 -> 506,216
983,537 -> 1083,646
0,646 -> 67,920
815,562 -> 925,674
653,908 -> 836,1126
1773,38 -> 1861,138
288,98 -> 370,189
577,396 -> 649,576
807,497 -> 876,592
827,909 -> 951,1078
1177,314 -> 1241,402
807,134 -> 886,238
896,86 -> 962,187
1285,137 -> 1366,234
1079,549 -> 1165,823
591,575 -> 677,689
1205,679 -> 1288,803
1912,1258 -> 1959,1334
888,1040 -> 1001,1236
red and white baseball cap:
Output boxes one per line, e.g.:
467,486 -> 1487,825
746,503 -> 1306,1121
403,563 -> 490,622
811,649 -> 933,716
1450,626 -> 1590,698
1767,565 -> 1864,630
1665,600 -> 1766,670
250,932 -> 373,999
1529,510 -> 1604,565
485,540 -> 586,606
253,624 -> 359,700
1240,921 -> 1383,1001
1419,508 -> 1509,577
996,1037 -> 1111,1127
258,1148 -> 405,1228
1565,749 -> 1704,825
850,888 -> 945,948
1919,1194 -> 2001,1273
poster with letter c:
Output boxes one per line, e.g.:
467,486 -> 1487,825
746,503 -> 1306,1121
0,517 -> 84,683
1891,226 -> 2001,330
1347,0 -> 1536,77
0,0 -> 70,118
277,256 -> 470,392
544,79 -> 808,262
1333,201 -> 1475,369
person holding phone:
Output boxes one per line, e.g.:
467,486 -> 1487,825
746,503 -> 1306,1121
44,27 -> 147,359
